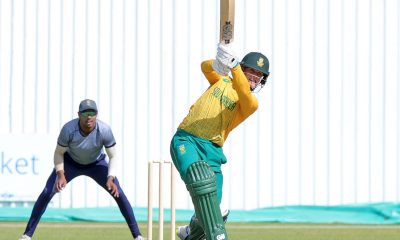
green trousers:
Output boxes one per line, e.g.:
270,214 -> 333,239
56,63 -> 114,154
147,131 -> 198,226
170,129 -> 227,203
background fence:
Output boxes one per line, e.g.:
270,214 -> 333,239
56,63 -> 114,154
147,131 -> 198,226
0,0 -> 399,210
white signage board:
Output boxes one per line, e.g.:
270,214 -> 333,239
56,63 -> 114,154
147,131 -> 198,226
0,135 -> 56,203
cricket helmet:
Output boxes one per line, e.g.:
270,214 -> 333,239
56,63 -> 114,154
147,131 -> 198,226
241,52 -> 270,91
241,52 -> 270,77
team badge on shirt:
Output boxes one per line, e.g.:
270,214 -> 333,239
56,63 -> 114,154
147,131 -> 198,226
179,144 -> 186,155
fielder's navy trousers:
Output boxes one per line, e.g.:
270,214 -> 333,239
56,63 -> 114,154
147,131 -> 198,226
23,153 -> 141,238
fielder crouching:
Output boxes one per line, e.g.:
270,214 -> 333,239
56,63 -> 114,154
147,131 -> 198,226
170,43 -> 270,240
18,99 -> 144,240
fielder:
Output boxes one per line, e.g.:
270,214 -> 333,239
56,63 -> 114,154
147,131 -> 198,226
19,99 -> 144,240
170,44 -> 270,240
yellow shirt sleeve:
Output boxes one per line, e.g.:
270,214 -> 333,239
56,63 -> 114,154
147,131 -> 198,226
201,60 -> 221,84
228,64 -> 259,131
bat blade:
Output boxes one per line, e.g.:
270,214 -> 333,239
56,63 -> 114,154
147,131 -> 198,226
220,0 -> 235,44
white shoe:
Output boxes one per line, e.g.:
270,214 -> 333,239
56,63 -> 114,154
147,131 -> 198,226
177,209 -> 229,240
221,208 -> 230,223
19,235 -> 31,240
177,225 -> 190,240
135,235 -> 145,240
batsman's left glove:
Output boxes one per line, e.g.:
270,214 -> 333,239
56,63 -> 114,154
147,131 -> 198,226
216,43 -> 239,69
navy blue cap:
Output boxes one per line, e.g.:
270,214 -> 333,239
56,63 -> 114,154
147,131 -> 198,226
79,99 -> 98,112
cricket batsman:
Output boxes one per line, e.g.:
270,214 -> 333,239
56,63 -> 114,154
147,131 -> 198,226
170,43 -> 270,240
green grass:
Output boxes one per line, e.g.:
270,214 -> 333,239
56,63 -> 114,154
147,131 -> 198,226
2,222 -> 400,240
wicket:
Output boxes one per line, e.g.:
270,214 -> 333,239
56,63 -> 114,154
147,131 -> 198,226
147,160 -> 176,240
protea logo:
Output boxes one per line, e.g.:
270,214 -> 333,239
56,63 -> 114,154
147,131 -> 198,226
257,57 -> 265,67
179,144 -> 186,155
216,233 -> 226,240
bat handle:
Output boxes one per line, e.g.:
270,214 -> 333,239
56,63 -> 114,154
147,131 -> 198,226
221,21 -> 233,44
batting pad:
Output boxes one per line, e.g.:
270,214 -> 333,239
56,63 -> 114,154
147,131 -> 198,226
185,161 -> 228,240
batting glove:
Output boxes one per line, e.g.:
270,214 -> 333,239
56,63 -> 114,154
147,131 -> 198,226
212,58 -> 230,76
217,43 -> 239,69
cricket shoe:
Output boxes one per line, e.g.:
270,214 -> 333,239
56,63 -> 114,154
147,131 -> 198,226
18,235 -> 31,240
177,225 -> 190,240
135,235 -> 146,240
176,209 -> 229,240
221,208 -> 230,223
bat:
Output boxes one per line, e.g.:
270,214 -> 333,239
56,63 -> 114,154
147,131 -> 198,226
220,0 -> 235,44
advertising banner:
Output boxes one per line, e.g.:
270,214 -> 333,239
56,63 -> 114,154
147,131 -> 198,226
0,135 -> 56,205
